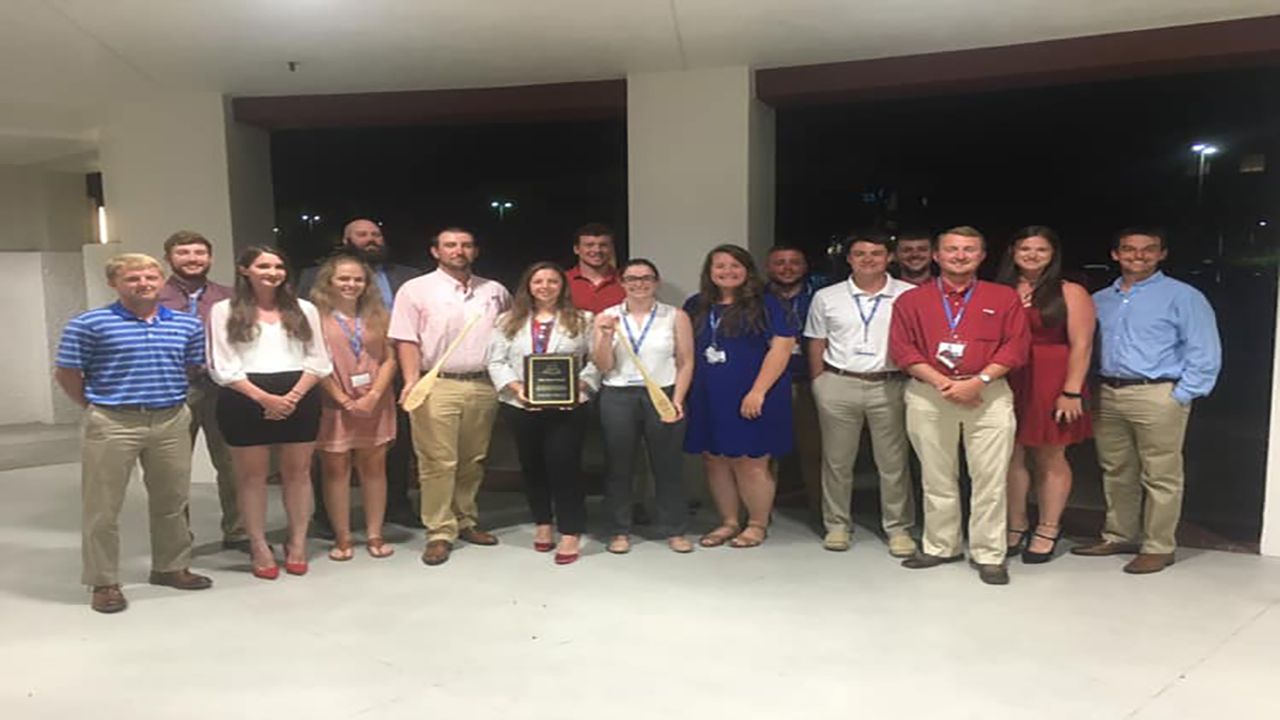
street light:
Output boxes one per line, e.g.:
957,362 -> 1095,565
490,199 -> 515,221
1190,143 -> 1219,204
301,213 -> 321,230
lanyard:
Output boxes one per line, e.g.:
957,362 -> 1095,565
187,286 -> 206,315
531,317 -> 554,354
334,312 -> 364,359
621,303 -> 658,354
708,306 -> 723,348
850,283 -> 884,342
937,278 -> 976,337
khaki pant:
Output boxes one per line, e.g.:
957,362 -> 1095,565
187,380 -> 241,539
774,380 -> 823,514
1094,383 -> 1191,554
905,379 -> 1015,565
812,372 -> 914,535
81,404 -> 194,586
410,378 -> 499,542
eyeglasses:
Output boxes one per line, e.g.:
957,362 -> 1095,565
621,275 -> 657,284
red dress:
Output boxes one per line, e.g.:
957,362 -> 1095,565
1008,306 -> 1092,447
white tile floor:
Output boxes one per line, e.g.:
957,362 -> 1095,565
2,461 -> 1278,720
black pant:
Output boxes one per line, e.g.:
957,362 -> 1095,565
502,403 -> 588,535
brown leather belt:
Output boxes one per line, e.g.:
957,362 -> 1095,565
438,370 -> 490,381
823,363 -> 904,381
1099,376 -> 1177,388
93,403 -> 182,413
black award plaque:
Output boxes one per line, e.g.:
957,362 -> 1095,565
524,354 -> 579,407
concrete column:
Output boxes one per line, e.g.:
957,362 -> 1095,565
1262,287 -> 1280,557
627,66 -> 775,303
98,92 -> 275,286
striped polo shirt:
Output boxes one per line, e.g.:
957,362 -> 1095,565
56,302 -> 206,408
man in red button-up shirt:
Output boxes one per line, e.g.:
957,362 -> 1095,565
565,222 -> 625,314
889,226 -> 1029,585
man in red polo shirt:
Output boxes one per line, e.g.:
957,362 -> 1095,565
566,222 -> 625,313
889,226 -> 1029,585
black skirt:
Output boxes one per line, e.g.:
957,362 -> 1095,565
216,371 -> 322,447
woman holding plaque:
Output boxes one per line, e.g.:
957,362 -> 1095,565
208,246 -> 333,579
488,262 -> 600,565
309,254 -> 398,562
684,244 -> 796,549
592,259 -> 696,554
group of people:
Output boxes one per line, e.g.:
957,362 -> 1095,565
54,219 -> 1221,613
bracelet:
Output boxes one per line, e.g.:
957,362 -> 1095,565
1061,391 -> 1083,399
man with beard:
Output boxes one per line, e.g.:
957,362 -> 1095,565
157,231 -> 240,548
893,230 -> 935,286
765,244 -> 830,519
566,222 -> 625,314
299,218 -> 422,532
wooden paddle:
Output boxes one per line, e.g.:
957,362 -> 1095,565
403,313 -> 483,412
615,328 -> 680,422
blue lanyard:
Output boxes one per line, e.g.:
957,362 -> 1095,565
187,286 -> 206,315
335,312 -> 364,359
621,304 -> 658,354
531,318 -> 554,354
937,278 -> 976,337
850,283 -> 884,342
708,306 -> 723,347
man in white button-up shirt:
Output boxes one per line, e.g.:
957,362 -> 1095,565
805,231 -> 917,556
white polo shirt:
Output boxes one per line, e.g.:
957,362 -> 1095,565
805,276 -> 914,373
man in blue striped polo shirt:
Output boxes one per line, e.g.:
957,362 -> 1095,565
54,253 -> 214,613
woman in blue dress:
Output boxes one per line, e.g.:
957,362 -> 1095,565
683,244 -> 796,548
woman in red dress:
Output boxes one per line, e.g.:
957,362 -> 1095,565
997,227 -> 1095,563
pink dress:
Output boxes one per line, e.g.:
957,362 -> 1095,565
316,313 -> 396,452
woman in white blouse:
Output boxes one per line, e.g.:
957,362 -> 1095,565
488,262 -> 599,565
592,259 -> 695,553
208,246 -> 332,580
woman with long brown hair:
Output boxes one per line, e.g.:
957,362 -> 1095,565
487,261 -> 599,565
996,226 -> 1095,563
208,246 -> 332,579
309,253 -> 398,561
683,244 -> 796,549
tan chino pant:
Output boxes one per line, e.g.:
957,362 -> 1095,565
1093,383 -> 1192,554
905,379 -> 1016,565
410,378 -> 500,542
812,372 -> 914,536
81,404 -> 195,586
187,380 -> 241,539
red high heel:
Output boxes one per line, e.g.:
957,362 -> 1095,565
533,541 -> 554,553
284,542 -> 308,576
252,564 -> 280,580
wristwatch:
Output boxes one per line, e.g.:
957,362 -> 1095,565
978,372 -> 993,384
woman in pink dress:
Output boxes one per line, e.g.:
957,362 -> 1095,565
997,227 -> 1095,563
310,254 -> 398,561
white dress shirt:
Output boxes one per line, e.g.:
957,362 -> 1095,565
805,276 -> 914,373
487,310 -> 601,408
207,298 -> 333,385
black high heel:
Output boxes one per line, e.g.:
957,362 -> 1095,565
1021,525 -> 1062,564
1007,527 -> 1029,555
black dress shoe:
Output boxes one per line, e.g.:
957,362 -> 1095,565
308,518 -> 336,541
901,552 -> 965,569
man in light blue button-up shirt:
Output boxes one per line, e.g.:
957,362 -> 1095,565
1073,228 -> 1221,574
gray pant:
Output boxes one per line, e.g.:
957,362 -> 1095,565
599,385 -> 687,536
187,379 -> 241,540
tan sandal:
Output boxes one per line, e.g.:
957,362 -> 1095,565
366,536 -> 395,559
668,535 -> 694,554
699,523 -> 741,548
328,539 -> 355,562
729,523 -> 768,549
607,535 -> 631,554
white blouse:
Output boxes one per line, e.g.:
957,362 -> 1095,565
487,310 -> 600,409
207,298 -> 333,386
598,301 -> 678,388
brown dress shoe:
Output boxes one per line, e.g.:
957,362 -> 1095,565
1123,553 -> 1175,574
1070,541 -> 1142,557
901,552 -> 965,569
91,585 -> 128,614
149,569 -> 213,590
422,540 -> 453,566
458,527 -> 499,546
970,561 -> 1010,585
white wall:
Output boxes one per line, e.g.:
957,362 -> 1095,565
0,254 -> 54,424
627,66 -> 775,302
0,166 -> 90,252
41,252 -> 87,423
1262,283 -> 1280,556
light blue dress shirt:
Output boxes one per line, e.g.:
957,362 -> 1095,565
1093,271 -> 1222,405
373,268 -> 394,308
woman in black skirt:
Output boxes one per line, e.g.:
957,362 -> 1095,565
208,246 -> 332,579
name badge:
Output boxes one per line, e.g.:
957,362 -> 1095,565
935,341 -> 965,370
705,346 -> 728,365
350,373 -> 373,388
853,341 -> 878,357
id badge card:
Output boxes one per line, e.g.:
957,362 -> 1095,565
935,341 -> 965,370
705,346 -> 727,365
852,340 -> 878,357
350,372 -> 373,388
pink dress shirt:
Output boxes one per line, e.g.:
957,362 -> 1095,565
387,269 -> 511,373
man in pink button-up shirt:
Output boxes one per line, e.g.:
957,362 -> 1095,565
389,227 -> 511,566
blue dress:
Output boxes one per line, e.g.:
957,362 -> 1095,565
682,294 -> 795,458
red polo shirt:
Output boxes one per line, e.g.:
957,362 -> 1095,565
889,278 -> 1029,377
566,265 -> 625,314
